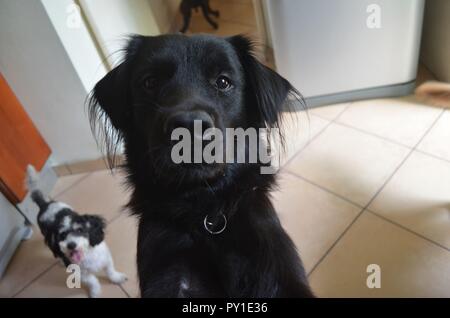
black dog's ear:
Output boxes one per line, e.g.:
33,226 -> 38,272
89,35 -> 144,168
90,35 -> 144,130
84,215 -> 106,246
227,35 -> 305,130
91,63 -> 130,130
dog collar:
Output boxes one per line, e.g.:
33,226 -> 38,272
202,186 -> 258,235
203,213 -> 227,235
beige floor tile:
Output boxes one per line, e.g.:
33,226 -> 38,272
368,151 -> 450,248
188,17 -> 257,37
222,0 -> 253,3
50,172 -> 90,197
53,165 -> 71,177
0,226 -> 57,297
286,123 -> 410,206
54,169 -> 130,222
417,110 -> 450,162
309,103 -> 350,121
14,263 -> 128,298
67,159 -> 108,175
309,212 -> 450,297
273,173 -> 361,272
212,0 -> 256,27
336,97 -> 443,147
273,113 -> 329,167
105,214 -> 140,298
210,0 -> 253,7
186,11 -> 219,33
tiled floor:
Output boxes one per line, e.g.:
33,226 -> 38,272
1,0 -> 449,299
279,98 -> 450,297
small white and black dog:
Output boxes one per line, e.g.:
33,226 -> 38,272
26,165 -> 127,298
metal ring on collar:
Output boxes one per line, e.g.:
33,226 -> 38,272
203,213 -> 227,235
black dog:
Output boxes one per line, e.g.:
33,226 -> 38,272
89,34 -> 314,297
180,0 -> 219,33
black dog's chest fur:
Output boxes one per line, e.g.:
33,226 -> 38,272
130,167 -> 312,297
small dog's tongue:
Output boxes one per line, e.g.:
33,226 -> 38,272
70,250 -> 83,264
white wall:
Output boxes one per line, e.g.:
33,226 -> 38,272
421,0 -> 450,82
0,192 -> 23,257
80,0 -> 161,66
0,0 -> 163,166
0,0 -> 102,165
259,0 -> 273,48
148,0 -> 181,34
41,0 -> 109,92
0,191 -> 26,278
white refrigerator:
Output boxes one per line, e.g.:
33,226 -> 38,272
264,0 -> 425,107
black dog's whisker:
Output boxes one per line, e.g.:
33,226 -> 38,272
203,179 -> 216,196
132,101 -> 168,114
88,92 -> 124,169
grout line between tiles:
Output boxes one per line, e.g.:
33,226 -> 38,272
306,107 -> 448,277
280,120 -> 333,169
366,209 -> 450,252
12,261 -> 59,298
307,102 -> 352,123
332,120 -> 415,149
284,170 -> 364,209
306,208 -> 366,278
118,284 -> 131,298
305,166 -> 400,277
281,103 -> 351,169
53,172 -> 93,199
313,103 -> 447,153
414,148 -> 450,165
288,170 -> 450,259
107,212 -> 126,225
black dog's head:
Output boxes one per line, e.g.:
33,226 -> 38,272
89,34 -> 302,187
53,214 -> 106,264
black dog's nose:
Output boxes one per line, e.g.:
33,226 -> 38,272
165,111 -> 215,139
67,242 -> 77,250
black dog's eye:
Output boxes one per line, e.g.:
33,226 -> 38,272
215,75 -> 232,91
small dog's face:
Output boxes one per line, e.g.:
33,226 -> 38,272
56,215 -> 105,264
90,34 -> 299,186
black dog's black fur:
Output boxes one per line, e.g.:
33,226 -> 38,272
89,34 -> 314,297
180,0 -> 219,33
